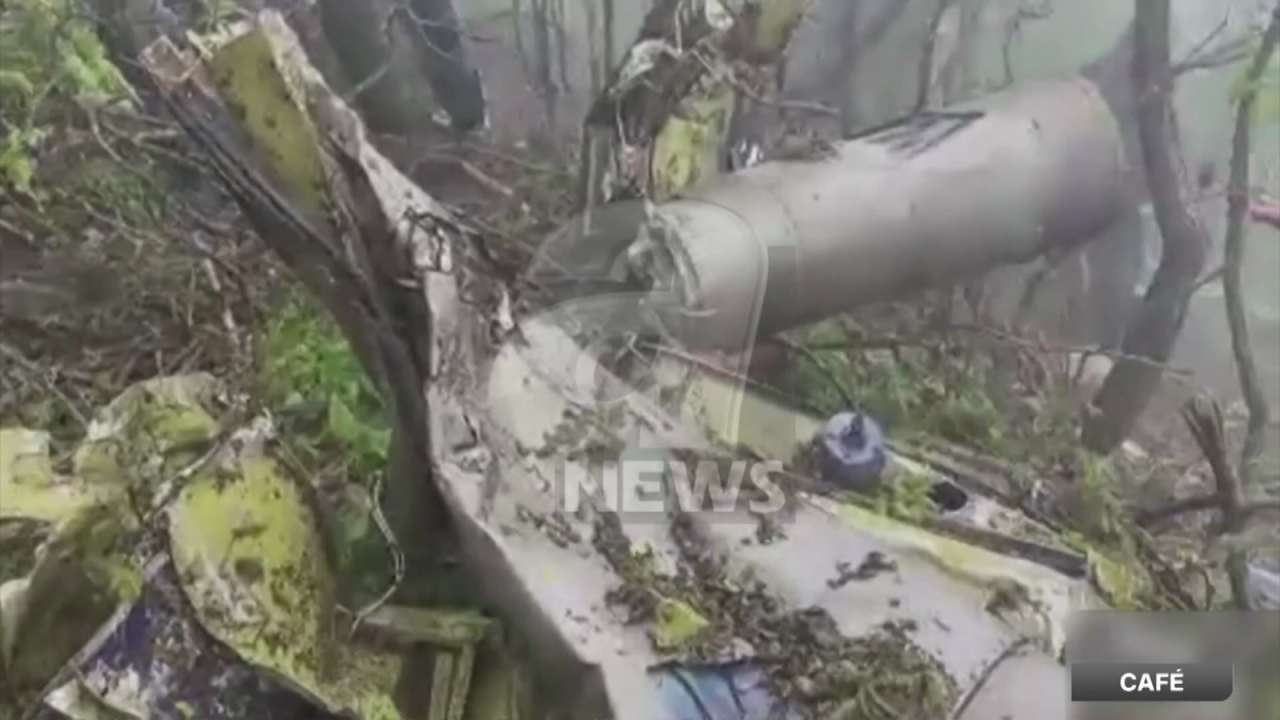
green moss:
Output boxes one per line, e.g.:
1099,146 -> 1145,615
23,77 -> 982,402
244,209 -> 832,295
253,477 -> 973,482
73,374 -> 224,491
206,28 -> 330,219
1,428 -> 106,525
650,81 -> 735,199
167,447 -> 341,705
651,596 -> 711,651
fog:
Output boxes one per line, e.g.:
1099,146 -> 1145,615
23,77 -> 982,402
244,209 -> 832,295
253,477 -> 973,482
460,0 -> 1279,458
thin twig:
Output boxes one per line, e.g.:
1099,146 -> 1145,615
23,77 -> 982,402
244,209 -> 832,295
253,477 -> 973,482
349,472 -> 406,636
458,159 -> 519,198
946,637 -> 1038,720
690,50 -> 838,117
1137,493 -> 1280,527
0,341 -> 89,428
1171,13 -> 1257,76
1191,264 -> 1224,292
1180,397 -> 1253,608
149,431 -> 236,515
802,323 -> 1193,376
1171,12 -> 1231,72
770,337 -> 857,409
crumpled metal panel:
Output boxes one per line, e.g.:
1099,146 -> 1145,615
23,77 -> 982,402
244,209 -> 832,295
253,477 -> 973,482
38,559 -> 341,720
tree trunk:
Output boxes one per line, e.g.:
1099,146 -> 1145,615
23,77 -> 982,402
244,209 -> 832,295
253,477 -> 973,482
1223,4 -> 1280,487
583,0 -> 602,96
1081,0 -> 1208,454
404,0 -> 486,132
833,0 -> 862,131
784,0 -> 941,131
315,0 -> 436,135
531,0 -> 558,138
601,0 -> 616,74
937,0 -> 984,104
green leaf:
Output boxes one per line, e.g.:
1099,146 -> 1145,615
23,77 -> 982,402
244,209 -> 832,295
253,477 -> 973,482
0,69 -> 34,96
327,396 -> 389,464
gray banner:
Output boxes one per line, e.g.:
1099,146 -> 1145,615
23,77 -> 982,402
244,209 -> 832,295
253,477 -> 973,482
1066,611 -> 1280,719
1071,663 -> 1233,702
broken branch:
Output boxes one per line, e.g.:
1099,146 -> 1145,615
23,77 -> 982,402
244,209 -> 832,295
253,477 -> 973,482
1223,3 -> 1280,486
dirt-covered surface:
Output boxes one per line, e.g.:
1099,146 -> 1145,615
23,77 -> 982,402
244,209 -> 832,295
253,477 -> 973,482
591,509 -> 957,719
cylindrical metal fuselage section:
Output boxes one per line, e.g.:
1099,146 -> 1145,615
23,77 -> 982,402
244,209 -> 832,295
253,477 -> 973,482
638,78 -> 1129,351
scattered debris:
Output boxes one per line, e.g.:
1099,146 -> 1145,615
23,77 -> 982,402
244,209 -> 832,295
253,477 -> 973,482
827,551 -> 899,589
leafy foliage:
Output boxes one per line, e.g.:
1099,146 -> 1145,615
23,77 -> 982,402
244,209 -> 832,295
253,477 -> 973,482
867,469 -> 939,524
261,292 -> 390,478
1255,57 -> 1280,124
0,0 -> 126,194
1229,32 -> 1280,126
260,293 -> 398,604
777,320 -> 1012,453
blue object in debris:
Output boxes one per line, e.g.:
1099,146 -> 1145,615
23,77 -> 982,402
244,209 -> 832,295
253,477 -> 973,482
652,661 -> 801,720
817,409 -> 887,494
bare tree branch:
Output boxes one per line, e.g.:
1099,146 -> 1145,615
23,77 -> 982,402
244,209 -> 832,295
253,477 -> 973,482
1171,13 -> 1257,76
915,0 -> 952,112
999,0 -> 1053,89
1151,17 -> 1280,603
1178,397 -> 1268,609
834,0 -> 863,130
1137,493 -> 1280,527
602,0 -> 616,77
1172,42 -> 1253,75
832,0 -> 914,131
1222,2 -> 1280,484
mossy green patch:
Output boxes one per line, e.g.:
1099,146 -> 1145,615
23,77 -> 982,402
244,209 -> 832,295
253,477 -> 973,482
166,450 -> 339,699
73,373 -> 224,490
3,500 -> 143,706
652,596 -> 712,651
0,427 -> 106,524
206,26 -> 329,219
650,81 -> 735,198
164,436 -> 405,720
